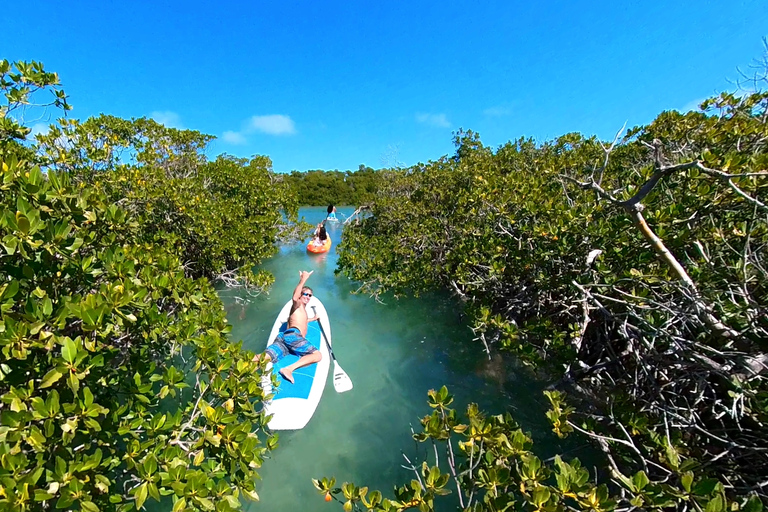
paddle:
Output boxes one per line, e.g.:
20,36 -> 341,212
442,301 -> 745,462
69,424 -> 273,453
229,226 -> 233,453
312,306 -> 353,393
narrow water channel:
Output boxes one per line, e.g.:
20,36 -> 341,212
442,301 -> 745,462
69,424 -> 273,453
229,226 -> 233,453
218,206 -> 593,511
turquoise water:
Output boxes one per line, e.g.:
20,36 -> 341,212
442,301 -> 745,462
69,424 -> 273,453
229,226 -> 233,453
219,206 -> 593,511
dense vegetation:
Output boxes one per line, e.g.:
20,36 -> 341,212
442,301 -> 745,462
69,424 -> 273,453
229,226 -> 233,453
4,52 -> 768,512
282,166 -> 385,207
33,114 -> 307,289
0,60 -> 302,511
328,77 -> 768,508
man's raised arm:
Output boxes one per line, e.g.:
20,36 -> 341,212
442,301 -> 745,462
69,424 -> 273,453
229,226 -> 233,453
292,270 -> 314,301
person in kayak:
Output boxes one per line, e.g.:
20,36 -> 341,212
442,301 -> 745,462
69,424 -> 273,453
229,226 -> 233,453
311,221 -> 328,247
254,270 -> 322,383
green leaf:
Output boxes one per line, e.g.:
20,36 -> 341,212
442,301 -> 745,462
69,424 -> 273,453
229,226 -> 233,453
705,494 -> 725,512
34,490 -> 55,501
1,235 -> 18,255
632,471 -> 649,491
95,475 -> 110,493
81,501 -> 100,512
531,487 -> 551,506
143,455 -> 157,476
681,472 -> 693,493
83,387 -> 94,406
242,488 -> 259,501
31,396 -> 48,417
55,494 -> 74,509
147,483 -> 160,501
16,212 -> 30,234
68,371 -> 80,393
694,479 -> 719,496
196,498 -> 214,511
742,496 -> 763,512
0,279 -> 18,299
134,482 -> 148,510
28,465 -> 45,485
43,297 -> 53,316
62,338 -> 77,363
67,237 -> 84,252
41,369 -> 63,388
665,441 -> 680,470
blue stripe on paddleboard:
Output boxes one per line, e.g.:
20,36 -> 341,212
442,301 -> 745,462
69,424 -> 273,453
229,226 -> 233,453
270,322 -> 322,400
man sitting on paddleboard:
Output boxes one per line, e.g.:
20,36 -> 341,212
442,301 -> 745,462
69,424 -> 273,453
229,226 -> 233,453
254,270 -> 322,383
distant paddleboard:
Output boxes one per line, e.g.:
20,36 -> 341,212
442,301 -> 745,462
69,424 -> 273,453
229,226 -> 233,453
262,297 -> 331,430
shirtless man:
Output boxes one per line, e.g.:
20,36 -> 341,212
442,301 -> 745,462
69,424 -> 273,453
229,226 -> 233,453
255,270 -> 322,383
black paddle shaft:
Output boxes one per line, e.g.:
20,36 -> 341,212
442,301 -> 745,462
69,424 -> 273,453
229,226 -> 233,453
312,306 -> 337,362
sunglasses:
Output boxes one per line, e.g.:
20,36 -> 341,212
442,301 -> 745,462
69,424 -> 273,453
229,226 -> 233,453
302,292 -> 313,297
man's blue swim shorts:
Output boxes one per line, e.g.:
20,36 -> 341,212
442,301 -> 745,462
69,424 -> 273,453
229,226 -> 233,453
265,327 -> 317,363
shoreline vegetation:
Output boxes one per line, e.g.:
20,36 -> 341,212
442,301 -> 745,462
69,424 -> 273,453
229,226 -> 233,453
2,53 -> 767,512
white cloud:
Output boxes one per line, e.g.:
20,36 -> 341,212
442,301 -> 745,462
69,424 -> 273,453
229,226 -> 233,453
247,114 -> 296,135
151,110 -> 184,129
220,114 -> 297,145
483,105 -> 513,117
222,130 -> 248,145
416,112 -> 451,128
30,123 -> 51,137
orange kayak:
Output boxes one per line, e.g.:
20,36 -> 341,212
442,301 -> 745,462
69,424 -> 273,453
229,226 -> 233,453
307,236 -> 332,254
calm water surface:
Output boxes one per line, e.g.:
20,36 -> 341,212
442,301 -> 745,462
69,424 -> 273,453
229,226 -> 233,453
218,206 -> 593,511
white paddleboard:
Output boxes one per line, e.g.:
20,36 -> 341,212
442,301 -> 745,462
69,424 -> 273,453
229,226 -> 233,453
262,296 -> 331,430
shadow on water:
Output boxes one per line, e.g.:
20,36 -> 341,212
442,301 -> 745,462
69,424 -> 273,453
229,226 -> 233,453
216,206 -> 601,511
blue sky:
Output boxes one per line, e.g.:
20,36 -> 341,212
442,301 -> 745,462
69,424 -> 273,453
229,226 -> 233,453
7,1 -> 768,173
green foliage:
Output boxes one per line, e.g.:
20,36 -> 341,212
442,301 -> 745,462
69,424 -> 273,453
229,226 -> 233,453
543,390 -> 573,438
317,389 -> 755,511
336,90 -> 768,505
282,165 -> 387,207
0,154 -> 275,511
338,128 -> 621,349
0,59 -> 70,144
34,115 -> 305,287
0,59 -> 286,512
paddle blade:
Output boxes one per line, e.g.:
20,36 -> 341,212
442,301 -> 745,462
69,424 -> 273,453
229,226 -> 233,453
332,362 -> 353,393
